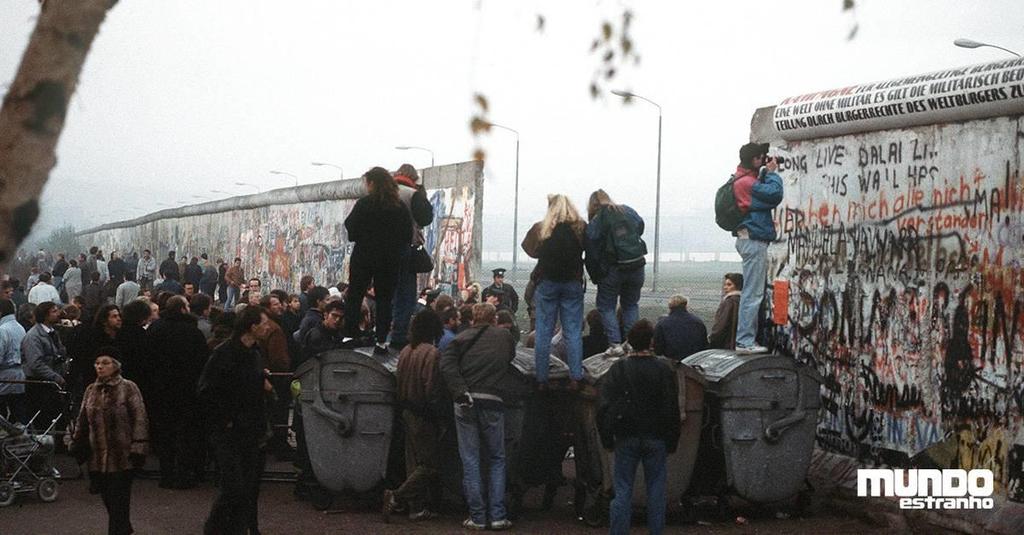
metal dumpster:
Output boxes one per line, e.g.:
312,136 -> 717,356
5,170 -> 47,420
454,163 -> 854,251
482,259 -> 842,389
575,345 -> 705,523
295,347 -> 397,494
681,349 -> 822,504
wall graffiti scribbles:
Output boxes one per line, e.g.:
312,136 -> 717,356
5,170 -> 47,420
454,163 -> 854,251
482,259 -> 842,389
761,119 -> 1024,501
78,162 -> 484,303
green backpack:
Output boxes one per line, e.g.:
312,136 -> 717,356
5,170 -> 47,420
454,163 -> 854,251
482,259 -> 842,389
715,175 -> 743,232
602,208 -> 647,267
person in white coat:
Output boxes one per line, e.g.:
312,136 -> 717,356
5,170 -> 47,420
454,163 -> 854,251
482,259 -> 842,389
27,273 -> 61,305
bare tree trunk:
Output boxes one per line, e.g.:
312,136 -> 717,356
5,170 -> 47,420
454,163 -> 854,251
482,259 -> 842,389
0,0 -> 118,268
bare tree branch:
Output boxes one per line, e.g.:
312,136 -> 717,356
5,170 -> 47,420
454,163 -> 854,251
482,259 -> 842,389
0,0 -> 117,268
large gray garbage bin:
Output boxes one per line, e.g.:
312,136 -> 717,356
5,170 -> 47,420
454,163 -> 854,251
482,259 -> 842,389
295,348 -> 396,494
682,350 -> 822,504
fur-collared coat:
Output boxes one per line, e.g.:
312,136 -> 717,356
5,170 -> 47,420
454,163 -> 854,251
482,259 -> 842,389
73,374 -> 148,473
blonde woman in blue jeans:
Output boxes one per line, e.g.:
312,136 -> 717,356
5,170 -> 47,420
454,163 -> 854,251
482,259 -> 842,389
521,194 -> 587,388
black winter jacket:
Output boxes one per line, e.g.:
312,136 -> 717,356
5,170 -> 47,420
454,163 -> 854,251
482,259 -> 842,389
521,221 -> 585,283
597,354 -> 681,452
344,196 -> 413,263
299,323 -> 344,368
653,309 -> 709,360
146,314 -> 209,409
197,338 -> 266,438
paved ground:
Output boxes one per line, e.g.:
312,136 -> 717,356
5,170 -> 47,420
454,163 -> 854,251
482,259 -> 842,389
2,455 -> 887,535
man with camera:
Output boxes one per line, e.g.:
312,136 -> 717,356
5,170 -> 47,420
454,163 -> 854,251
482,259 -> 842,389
732,142 -> 784,354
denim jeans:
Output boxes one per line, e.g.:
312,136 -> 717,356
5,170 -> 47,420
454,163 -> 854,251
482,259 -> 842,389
225,285 -> 239,310
533,279 -> 584,382
454,403 -> 507,525
735,237 -> 768,348
390,247 -> 417,347
610,436 -> 667,535
596,265 -> 645,344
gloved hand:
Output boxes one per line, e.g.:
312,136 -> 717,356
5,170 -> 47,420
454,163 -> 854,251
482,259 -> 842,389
130,453 -> 146,470
454,392 -> 474,408
70,441 -> 90,465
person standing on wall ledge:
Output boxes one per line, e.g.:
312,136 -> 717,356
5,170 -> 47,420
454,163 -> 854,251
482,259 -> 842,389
732,142 -> 783,355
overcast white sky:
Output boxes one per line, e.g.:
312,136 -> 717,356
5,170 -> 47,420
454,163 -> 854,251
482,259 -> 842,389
2,0 -> 1021,253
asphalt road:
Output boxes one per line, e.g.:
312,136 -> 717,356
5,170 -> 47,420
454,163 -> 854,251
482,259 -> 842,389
2,456 -> 886,535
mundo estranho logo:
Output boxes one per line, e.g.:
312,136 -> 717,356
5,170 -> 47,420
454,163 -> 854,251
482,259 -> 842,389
857,469 -> 994,510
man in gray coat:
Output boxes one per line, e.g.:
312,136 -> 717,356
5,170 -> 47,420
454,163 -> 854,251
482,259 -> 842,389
20,302 -> 67,429
439,303 -> 516,531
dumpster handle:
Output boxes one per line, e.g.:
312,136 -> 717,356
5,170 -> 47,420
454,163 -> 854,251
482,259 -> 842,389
763,370 -> 805,443
308,401 -> 355,438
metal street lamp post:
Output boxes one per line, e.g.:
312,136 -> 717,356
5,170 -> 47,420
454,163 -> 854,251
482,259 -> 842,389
311,162 -> 344,180
269,170 -> 299,187
611,89 -> 663,292
395,145 -> 435,167
954,38 -> 1021,57
234,181 -> 261,194
486,122 -> 521,271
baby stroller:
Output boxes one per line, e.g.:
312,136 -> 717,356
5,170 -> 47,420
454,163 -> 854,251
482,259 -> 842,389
0,386 -> 63,506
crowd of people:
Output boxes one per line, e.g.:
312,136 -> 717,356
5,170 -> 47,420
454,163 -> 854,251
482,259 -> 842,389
0,143 -> 783,535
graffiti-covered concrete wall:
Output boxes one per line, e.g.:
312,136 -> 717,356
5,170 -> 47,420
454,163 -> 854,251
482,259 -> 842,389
751,59 -> 1024,523
78,161 -> 483,296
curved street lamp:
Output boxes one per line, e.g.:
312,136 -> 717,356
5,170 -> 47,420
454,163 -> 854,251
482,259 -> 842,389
311,161 -> 344,179
485,122 -> 521,271
270,170 -> 299,187
234,181 -> 261,194
395,145 -> 435,167
954,38 -> 1021,57
611,89 -> 663,292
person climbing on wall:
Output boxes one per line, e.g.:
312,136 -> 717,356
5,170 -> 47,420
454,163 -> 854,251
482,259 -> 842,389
731,142 -> 783,354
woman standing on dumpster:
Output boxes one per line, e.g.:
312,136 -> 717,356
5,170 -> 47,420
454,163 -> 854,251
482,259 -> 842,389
521,194 -> 587,388
71,346 -> 149,535
342,167 -> 413,354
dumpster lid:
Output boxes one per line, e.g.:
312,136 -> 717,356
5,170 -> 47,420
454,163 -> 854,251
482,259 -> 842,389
682,349 -> 798,382
511,347 -> 570,379
316,347 -> 398,375
582,343 -> 632,379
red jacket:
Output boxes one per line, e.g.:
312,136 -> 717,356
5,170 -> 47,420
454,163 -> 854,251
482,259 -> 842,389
731,165 -> 758,213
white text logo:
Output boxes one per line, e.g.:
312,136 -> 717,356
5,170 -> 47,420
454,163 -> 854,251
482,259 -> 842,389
856,469 -> 994,510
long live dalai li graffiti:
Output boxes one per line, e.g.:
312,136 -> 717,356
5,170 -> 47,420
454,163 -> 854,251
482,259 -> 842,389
77,161 -> 483,301
750,58 -> 1024,505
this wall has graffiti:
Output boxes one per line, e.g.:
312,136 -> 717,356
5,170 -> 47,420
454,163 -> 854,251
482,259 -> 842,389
750,63 -> 1024,507
78,161 -> 484,296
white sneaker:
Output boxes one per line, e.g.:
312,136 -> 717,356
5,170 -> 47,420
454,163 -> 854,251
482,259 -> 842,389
736,344 -> 769,355
490,519 -> 513,530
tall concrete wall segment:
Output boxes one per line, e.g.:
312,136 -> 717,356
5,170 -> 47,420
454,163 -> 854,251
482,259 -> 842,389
750,60 -> 1024,525
78,161 -> 484,296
